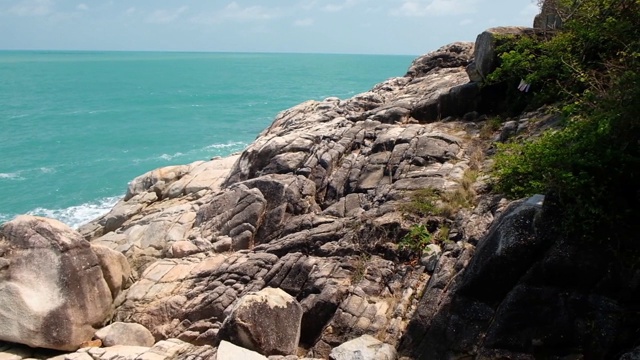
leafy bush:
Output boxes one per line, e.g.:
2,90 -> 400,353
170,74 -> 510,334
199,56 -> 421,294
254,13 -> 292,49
486,31 -> 580,109
491,0 -> 640,247
399,224 -> 432,256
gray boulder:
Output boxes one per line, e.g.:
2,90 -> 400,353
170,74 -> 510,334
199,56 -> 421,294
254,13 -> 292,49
0,216 -> 113,351
218,287 -> 303,356
94,322 -> 155,347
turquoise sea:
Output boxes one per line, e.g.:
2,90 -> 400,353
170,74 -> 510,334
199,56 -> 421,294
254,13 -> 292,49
0,51 -> 415,228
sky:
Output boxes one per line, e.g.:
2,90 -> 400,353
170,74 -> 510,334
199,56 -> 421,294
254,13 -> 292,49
0,0 -> 540,55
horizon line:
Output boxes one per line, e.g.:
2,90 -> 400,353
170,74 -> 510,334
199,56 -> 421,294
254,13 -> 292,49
0,48 -> 422,57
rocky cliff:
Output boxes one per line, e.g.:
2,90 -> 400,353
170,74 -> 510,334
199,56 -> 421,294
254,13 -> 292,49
1,24 -> 639,360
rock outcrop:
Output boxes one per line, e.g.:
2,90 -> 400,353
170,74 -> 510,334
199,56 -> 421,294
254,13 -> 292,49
0,216 -> 118,351
72,41 -> 493,359
399,193 -> 640,359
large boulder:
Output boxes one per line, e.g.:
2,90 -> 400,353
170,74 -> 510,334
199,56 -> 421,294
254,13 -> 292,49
401,193 -> 640,359
218,287 -> 303,356
94,322 -> 155,347
0,216 -> 113,351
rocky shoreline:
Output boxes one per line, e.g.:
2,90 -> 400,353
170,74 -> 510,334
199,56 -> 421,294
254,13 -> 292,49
2,21 -> 639,360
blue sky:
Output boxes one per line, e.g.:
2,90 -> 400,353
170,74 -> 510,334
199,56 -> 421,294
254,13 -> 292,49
0,0 -> 540,55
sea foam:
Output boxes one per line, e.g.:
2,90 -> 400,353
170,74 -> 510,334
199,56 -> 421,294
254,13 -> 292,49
0,212 -> 13,225
204,141 -> 247,150
27,195 -> 122,229
0,172 -> 23,180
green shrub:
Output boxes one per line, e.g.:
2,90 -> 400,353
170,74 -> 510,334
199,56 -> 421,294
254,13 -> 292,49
491,0 -> 640,248
399,224 -> 432,256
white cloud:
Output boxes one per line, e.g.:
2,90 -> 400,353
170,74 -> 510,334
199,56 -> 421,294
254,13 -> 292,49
76,3 -> 88,11
298,1 -> 318,11
125,7 -> 135,16
222,2 -> 278,20
322,0 -> 362,12
8,0 -> 53,17
391,0 -> 478,17
190,2 -> 280,25
294,18 -> 314,26
146,6 -> 188,24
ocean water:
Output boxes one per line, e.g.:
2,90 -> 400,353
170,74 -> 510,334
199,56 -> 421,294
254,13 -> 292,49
0,51 -> 415,228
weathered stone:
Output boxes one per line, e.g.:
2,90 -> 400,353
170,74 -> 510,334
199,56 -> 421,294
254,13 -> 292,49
405,42 -> 473,78
91,244 -> 132,299
94,322 -> 155,347
330,335 -> 397,360
455,197 -> 546,302
218,340 -> 268,360
420,244 -> 442,273
218,287 -> 303,356
498,120 -> 518,142
168,241 -> 199,258
0,216 -> 113,351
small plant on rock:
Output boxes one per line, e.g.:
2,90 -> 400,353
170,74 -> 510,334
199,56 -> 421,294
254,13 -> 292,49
399,224 -> 432,257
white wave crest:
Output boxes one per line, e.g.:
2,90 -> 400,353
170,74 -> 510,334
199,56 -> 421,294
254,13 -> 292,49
27,195 -> 122,229
0,172 -> 23,180
159,152 -> 185,161
0,213 -> 14,225
204,141 -> 246,150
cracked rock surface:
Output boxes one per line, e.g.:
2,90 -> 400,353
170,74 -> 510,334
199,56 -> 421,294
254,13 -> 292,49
62,42 -> 499,359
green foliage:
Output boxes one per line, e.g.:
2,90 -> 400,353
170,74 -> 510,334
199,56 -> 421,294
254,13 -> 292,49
486,32 -> 580,109
400,224 -> 432,255
491,0 -> 640,247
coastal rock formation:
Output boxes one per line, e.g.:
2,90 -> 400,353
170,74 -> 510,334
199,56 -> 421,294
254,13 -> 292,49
71,41 -> 495,358
0,216 -> 115,351
78,156 -> 239,273
6,19 -> 635,359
